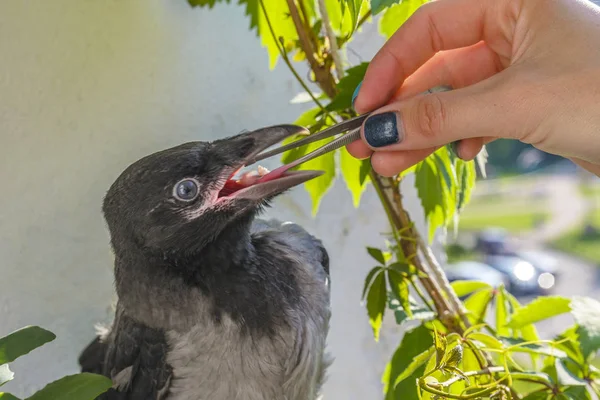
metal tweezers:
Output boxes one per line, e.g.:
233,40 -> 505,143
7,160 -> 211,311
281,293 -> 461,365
246,86 -> 453,170
247,112 -> 371,169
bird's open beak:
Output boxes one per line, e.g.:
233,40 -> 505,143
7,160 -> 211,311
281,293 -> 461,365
215,125 -> 324,201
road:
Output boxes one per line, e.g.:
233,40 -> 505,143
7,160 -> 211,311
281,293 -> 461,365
474,172 -> 600,338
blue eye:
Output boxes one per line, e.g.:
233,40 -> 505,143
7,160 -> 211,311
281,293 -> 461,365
174,179 -> 199,201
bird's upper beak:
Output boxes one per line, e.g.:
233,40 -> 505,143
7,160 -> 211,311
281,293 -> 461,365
213,125 -> 324,202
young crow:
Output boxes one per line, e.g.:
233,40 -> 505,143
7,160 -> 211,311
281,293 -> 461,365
79,125 -> 332,400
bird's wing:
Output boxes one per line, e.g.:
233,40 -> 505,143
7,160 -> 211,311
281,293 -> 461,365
79,309 -> 172,400
252,218 -> 330,280
252,218 -> 332,399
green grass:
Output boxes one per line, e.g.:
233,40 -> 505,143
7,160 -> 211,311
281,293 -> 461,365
550,209 -> 600,265
458,210 -> 550,233
579,183 -> 600,199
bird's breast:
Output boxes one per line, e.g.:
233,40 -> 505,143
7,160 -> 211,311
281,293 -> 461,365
164,317 -> 300,400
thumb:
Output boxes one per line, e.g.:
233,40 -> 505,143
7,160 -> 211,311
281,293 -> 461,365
359,75 -> 523,151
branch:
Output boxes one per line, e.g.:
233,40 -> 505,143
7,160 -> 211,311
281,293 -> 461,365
317,0 -> 344,79
285,0 -> 337,98
259,0 -> 328,114
368,171 -> 461,332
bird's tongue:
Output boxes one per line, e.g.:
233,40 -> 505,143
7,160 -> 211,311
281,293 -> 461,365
218,164 -> 293,197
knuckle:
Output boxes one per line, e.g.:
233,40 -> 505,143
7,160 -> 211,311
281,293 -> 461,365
413,94 -> 448,139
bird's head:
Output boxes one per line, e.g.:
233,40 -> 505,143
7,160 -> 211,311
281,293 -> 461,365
102,125 -> 321,256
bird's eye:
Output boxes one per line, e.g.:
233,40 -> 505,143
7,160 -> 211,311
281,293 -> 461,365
174,179 -> 200,201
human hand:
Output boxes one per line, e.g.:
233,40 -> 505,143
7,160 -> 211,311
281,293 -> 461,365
347,0 -> 600,176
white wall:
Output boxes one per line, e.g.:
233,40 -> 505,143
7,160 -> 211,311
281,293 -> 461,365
0,1 -> 436,398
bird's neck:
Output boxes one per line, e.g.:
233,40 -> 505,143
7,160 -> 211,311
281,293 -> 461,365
164,213 -> 256,281
113,215 -> 257,331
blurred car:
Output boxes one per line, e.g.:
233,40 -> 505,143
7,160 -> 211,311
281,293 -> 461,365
475,228 -> 561,282
513,249 -> 561,278
484,254 -> 556,296
444,261 -> 509,291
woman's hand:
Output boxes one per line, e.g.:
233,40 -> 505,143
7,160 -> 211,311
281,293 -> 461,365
347,0 -> 600,176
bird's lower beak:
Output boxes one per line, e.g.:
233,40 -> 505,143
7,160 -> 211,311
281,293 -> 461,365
215,125 -> 324,201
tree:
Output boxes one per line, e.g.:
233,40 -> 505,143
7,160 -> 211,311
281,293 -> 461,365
187,1 -> 600,399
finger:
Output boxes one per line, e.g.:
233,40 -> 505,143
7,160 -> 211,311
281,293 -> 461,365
392,41 -> 503,101
454,137 -> 496,160
359,72 -> 525,152
570,157 -> 600,177
385,42 -> 502,161
354,0 -> 507,113
370,148 -> 437,177
346,140 -> 373,159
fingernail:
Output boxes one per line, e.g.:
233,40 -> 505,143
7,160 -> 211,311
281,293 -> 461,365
351,81 -> 363,109
363,112 -> 402,148
450,141 -> 462,159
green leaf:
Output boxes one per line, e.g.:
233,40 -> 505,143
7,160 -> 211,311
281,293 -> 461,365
379,0 -> 427,39
387,270 -> 412,318
415,157 -> 446,242
326,63 -> 369,112
434,327 -> 447,369
26,373 -> 112,400
506,296 -> 571,329
464,288 -> 493,324
570,296 -> 600,359
189,0 -> 293,69
468,332 -> 504,350
450,280 -> 491,298
505,289 -> 541,342
325,0 -> 354,37
366,270 -> 387,341
340,0 -> 365,33
0,326 -> 55,365
362,266 -> 383,300
370,0 -> 401,15
340,147 -> 370,207
555,359 -> 587,387
382,325 -> 433,400
0,394 -> 20,400
554,326 -> 585,366
561,386 -> 592,400
496,285 -> 509,337
392,301 -> 435,325
444,344 -> 463,368
501,337 -> 567,358
456,159 -> 476,213
520,391 -> 551,400
282,133 -> 336,215
512,372 -> 555,386
367,247 -> 386,265
187,0 -> 229,8
258,0 -> 299,69
0,365 -> 13,387
393,346 -> 435,386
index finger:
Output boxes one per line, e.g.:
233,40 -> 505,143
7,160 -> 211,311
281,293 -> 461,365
354,0 -> 495,113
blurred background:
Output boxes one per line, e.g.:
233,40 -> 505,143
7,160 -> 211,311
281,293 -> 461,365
0,1 -> 599,399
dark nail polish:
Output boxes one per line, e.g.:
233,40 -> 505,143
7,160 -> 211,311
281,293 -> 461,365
351,81 -> 362,109
449,141 -> 462,159
364,112 -> 402,148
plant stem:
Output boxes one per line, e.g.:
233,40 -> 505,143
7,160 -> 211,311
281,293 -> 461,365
416,235 -> 471,328
375,174 -> 461,332
439,366 -> 505,387
410,278 -> 435,312
285,0 -> 337,98
259,0 -> 329,114
316,0 -> 344,80
356,9 -> 372,30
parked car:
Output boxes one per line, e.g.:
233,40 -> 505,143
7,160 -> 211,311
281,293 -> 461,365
444,261 -> 509,291
475,228 -> 560,292
484,254 -> 556,296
